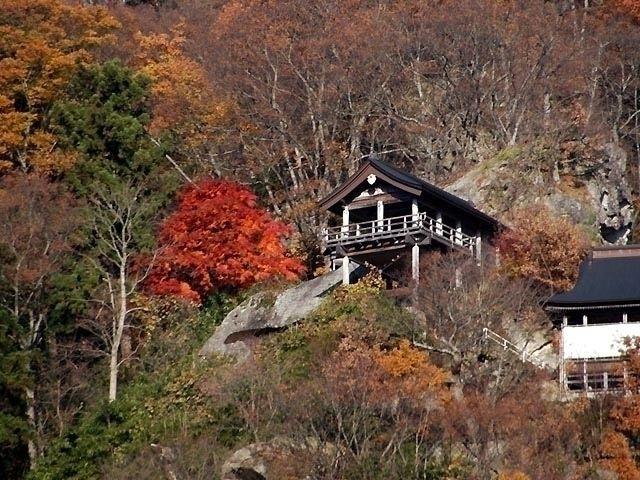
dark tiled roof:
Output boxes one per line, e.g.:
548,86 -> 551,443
546,254 -> 640,308
369,158 -> 501,227
319,158 -> 500,228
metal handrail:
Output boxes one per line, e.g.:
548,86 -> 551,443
482,327 -> 536,364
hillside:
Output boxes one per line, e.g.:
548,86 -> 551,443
21,273 -> 588,479
2,0 -> 640,479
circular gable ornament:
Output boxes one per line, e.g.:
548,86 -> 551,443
367,174 -> 377,185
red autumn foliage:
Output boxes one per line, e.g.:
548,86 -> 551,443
147,179 -> 304,303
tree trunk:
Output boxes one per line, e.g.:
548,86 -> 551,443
108,345 -> 119,402
108,264 -> 128,402
25,386 -> 38,469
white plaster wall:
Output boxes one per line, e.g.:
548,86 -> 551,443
563,323 -> 640,359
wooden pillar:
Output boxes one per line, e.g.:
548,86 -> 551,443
455,220 -> 462,245
454,267 -> 462,288
436,211 -> 443,236
559,317 -> 565,390
377,200 -> 384,231
343,255 -> 350,285
341,205 -> 349,237
411,199 -> 419,227
475,229 -> 482,261
411,199 -> 421,283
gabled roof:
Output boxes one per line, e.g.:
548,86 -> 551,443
319,158 -> 499,228
546,246 -> 640,310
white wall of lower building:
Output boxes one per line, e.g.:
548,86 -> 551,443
563,323 -> 640,359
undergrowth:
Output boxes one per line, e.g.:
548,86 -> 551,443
29,294 -> 241,480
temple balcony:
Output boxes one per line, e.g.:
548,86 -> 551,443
323,212 -> 479,256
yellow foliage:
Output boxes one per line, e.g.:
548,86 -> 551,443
497,471 -> 531,480
332,270 -> 385,302
134,23 -> 234,145
0,0 -> 118,174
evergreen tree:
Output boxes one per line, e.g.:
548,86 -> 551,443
0,310 -> 31,479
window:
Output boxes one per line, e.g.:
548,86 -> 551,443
565,360 -> 625,392
566,313 -> 584,326
586,311 -> 623,325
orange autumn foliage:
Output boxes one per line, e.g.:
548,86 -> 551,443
496,471 -> 530,480
0,0 -> 118,174
147,179 -> 304,303
134,23 -> 233,143
323,337 -> 451,408
613,0 -> 640,22
496,206 -> 588,292
375,339 -> 451,400
598,430 -> 640,480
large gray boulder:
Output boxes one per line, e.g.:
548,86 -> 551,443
221,437 -> 338,480
199,264 -> 366,361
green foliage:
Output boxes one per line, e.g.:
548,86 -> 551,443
29,296 -> 240,480
0,310 -> 31,479
261,280 -> 412,382
52,59 -> 181,205
45,258 -> 102,335
52,60 -> 154,181
309,274 -> 413,340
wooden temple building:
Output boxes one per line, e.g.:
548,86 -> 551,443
319,159 -> 500,285
546,246 -> 640,393
319,159 -> 640,395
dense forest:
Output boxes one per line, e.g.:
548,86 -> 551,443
2,0 -> 640,479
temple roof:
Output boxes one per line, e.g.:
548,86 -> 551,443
319,158 -> 499,228
546,246 -> 640,310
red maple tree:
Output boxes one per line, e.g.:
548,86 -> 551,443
147,179 -> 304,303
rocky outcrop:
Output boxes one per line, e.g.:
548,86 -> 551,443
221,437 -> 338,480
221,443 -> 271,480
223,468 -> 265,480
504,323 -> 557,370
446,142 -> 634,245
588,143 -> 633,244
199,264 -> 367,361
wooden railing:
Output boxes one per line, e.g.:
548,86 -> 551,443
324,212 -> 477,252
566,372 -> 625,392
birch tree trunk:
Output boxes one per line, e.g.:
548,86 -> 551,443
108,263 -> 128,402
25,386 -> 38,468
89,180 -> 154,403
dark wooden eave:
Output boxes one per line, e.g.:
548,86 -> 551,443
319,158 -> 500,229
